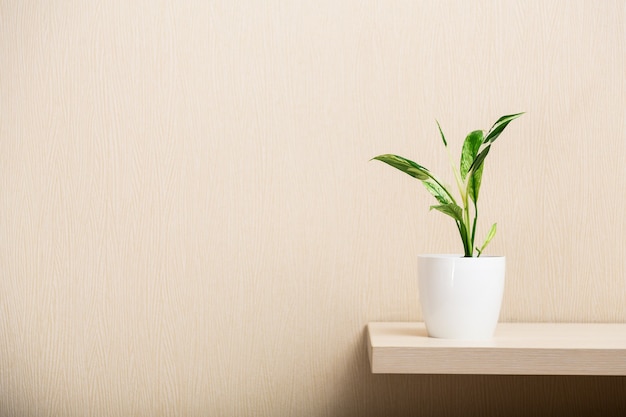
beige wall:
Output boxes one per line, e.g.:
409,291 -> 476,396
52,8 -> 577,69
1,0 -> 625,416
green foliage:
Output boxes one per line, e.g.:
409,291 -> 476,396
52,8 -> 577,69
372,113 -> 523,257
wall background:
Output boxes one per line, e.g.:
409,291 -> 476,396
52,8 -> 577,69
1,0 -> 625,416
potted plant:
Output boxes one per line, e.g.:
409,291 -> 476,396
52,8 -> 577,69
373,113 -> 523,339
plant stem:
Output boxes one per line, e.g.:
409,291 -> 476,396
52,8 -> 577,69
461,187 -> 472,256
443,142 -> 473,256
459,185 -> 473,257
444,145 -> 466,204
458,221 -> 471,257
471,199 -> 478,252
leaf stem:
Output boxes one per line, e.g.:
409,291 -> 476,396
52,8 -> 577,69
444,145 -> 466,203
471,199 -> 478,252
444,141 -> 474,256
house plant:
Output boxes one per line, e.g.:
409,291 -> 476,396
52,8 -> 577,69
373,113 -> 523,339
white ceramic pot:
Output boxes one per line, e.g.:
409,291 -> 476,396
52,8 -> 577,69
417,254 -> 505,339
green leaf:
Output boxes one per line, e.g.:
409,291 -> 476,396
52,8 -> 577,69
477,223 -> 497,256
466,145 -> 490,203
430,203 -> 464,222
422,180 -> 453,205
460,130 -> 483,180
436,120 -> 447,147
467,145 -> 491,176
373,153 -> 458,206
484,113 -> 524,144
468,162 -> 484,203
372,154 -> 430,180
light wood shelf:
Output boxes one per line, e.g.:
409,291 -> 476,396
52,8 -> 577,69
367,322 -> 626,376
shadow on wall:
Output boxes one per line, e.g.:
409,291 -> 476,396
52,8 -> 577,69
328,327 -> 626,417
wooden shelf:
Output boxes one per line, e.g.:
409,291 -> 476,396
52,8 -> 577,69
367,322 -> 626,376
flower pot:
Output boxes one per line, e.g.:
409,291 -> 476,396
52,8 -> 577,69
417,254 -> 505,339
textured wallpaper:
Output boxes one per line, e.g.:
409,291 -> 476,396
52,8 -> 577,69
1,0 -> 625,416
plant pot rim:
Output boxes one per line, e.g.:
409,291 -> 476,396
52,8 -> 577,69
418,254 -> 505,259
